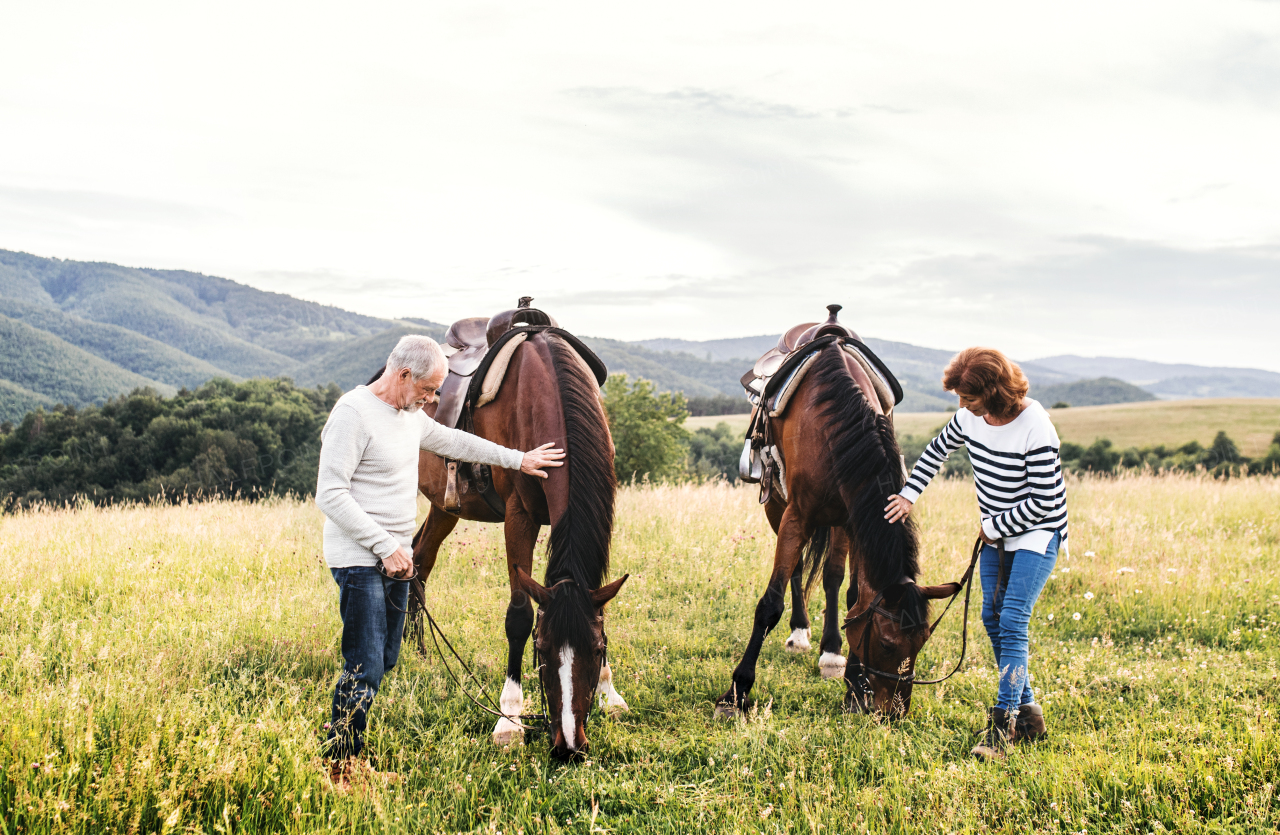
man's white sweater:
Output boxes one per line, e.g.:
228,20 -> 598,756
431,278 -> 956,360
315,386 -> 524,568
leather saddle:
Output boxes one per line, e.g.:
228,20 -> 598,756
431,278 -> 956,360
435,297 -> 557,430
434,297 -> 558,516
738,304 -> 904,505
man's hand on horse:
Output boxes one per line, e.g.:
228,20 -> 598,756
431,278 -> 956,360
521,442 -> 566,479
383,546 -> 414,578
883,494 -> 913,524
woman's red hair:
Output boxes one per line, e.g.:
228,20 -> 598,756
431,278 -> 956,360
942,347 -> 1029,420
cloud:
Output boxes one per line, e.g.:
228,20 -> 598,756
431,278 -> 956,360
0,185 -> 228,227
558,86 -> 1021,264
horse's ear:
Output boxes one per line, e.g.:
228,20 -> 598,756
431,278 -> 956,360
919,582 -> 962,600
882,580 -> 911,605
514,566 -> 551,607
590,574 -> 629,608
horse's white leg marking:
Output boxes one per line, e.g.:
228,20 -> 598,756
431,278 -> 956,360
784,628 -> 812,653
595,662 -> 629,715
491,676 -> 525,747
819,651 -> 847,680
558,645 -> 576,751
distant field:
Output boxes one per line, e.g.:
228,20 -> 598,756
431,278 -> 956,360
800,398 -> 1280,457
686,413 -> 752,434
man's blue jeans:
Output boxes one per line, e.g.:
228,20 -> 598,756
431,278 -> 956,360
326,566 -> 409,759
979,532 -> 1060,712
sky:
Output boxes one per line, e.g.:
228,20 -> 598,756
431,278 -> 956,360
1,1 -> 1278,369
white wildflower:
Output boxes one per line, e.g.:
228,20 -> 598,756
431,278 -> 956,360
1073,612 -> 1082,621
1116,567 -> 1134,574
1084,592 -> 1094,601
1084,551 -> 1095,557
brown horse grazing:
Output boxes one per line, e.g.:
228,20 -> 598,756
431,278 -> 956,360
373,309 -> 627,759
717,309 -> 957,718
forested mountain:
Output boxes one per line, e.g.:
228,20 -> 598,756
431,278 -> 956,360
0,297 -> 226,389
1029,355 -> 1280,399
1030,377 -> 1156,408
291,324 -> 447,390
0,316 -> 172,422
3,249 -> 1276,426
0,249 -> 408,419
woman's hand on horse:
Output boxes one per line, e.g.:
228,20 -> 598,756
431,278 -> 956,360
383,546 -> 414,578
883,494 -> 913,523
521,442 -> 566,479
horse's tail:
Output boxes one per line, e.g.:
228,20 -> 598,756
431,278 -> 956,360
808,345 -> 920,594
539,334 -> 616,591
798,526 -> 832,599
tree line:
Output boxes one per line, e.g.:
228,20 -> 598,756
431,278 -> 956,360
3,375 -> 1276,512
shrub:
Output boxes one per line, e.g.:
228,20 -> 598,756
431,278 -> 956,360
687,422 -> 741,481
1077,439 -> 1120,473
602,374 -> 690,484
0,378 -> 342,511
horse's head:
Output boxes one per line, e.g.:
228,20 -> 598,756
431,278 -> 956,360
515,567 -> 627,760
842,579 -> 959,717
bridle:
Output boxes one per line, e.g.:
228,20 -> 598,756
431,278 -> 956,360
841,537 -> 985,694
381,563 -> 604,739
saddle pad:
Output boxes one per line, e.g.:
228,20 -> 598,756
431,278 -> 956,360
768,351 -> 821,417
474,332 -> 602,409
843,344 -> 894,415
476,332 -> 527,407
764,343 -> 895,419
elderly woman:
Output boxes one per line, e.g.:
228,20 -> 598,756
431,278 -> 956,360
884,347 -> 1067,760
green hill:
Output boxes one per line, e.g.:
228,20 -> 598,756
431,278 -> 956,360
291,323 -> 448,390
0,250 -> 392,378
579,338 -> 733,397
0,316 -> 173,407
0,297 -> 231,389
0,379 -> 56,425
1032,377 -> 1156,408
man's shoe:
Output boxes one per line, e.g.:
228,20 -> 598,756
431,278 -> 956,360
326,758 -> 358,793
326,758 -> 401,792
1013,703 -> 1048,743
971,707 -> 1012,761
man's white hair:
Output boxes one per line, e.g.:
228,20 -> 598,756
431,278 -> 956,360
386,334 -> 446,380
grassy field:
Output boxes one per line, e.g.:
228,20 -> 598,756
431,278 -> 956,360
3,478 -> 1279,833
691,399 -> 1280,457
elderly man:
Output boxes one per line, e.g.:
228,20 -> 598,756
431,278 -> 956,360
316,334 -> 563,786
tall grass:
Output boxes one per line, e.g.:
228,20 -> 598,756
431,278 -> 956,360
2,476 -> 1278,833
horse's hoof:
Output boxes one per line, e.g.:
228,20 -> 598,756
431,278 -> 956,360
713,702 -> 740,721
491,726 -> 524,747
819,652 -> 847,680
784,628 -> 811,653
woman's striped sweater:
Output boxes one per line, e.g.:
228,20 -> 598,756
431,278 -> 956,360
899,399 -> 1068,553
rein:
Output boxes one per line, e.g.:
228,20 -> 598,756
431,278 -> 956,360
383,564 -> 607,738
841,537 -> 986,686
379,563 -> 551,734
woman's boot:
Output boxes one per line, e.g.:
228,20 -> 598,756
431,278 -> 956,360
971,707 -> 1011,761
1013,703 -> 1047,743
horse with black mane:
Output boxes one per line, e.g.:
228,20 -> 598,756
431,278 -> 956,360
718,305 -> 961,718
369,299 -> 627,759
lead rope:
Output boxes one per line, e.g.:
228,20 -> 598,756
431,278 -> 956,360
843,537 -> 983,686
380,562 -> 549,734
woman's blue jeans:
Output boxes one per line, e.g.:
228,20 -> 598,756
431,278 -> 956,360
979,532 -> 1059,712
326,566 -> 409,759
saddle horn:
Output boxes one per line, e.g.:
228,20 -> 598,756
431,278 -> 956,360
825,303 -> 842,322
